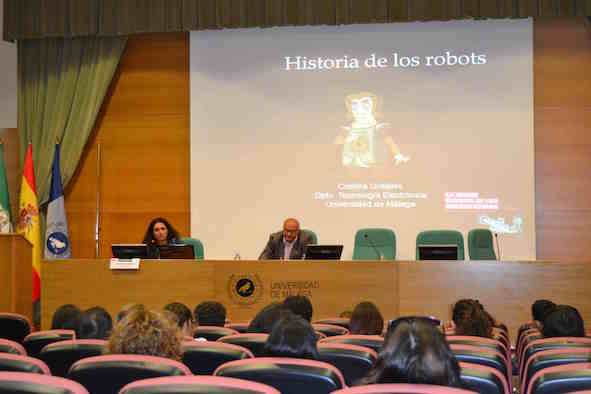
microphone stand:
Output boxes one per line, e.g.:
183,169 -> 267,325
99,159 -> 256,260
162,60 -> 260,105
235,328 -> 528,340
494,233 -> 501,261
364,234 -> 383,260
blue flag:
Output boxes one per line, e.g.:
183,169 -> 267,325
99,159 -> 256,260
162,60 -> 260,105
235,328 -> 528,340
44,143 -> 71,258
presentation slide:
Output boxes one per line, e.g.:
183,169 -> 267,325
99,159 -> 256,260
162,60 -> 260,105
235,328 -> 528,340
190,19 -> 534,260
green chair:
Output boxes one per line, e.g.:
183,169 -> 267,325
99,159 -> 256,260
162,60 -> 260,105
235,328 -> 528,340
352,228 -> 396,260
415,230 -> 464,260
179,237 -> 204,260
301,229 -> 318,245
467,229 -> 496,260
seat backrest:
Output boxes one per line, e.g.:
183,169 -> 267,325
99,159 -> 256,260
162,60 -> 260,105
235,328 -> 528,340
214,357 -> 345,394
179,237 -> 204,259
120,375 -> 281,394
467,229 -> 496,260
23,330 -> 75,359
331,384 -> 478,393
38,339 -> 107,377
415,230 -> 464,260
317,343 -> 377,386
450,344 -> 508,380
194,326 -> 239,341
459,361 -> 509,394
301,229 -> 318,245
353,228 -> 396,260
67,354 -> 191,394
520,337 -> 591,381
312,324 -> 350,337
217,334 -> 269,357
182,340 -> 253,375
0,353 -> 51,375
0,371 -> 89,394
313,318 -> 350,330
522,348 -> 591,394
226,323 -> 250,333
0,339 -> 27,356
0,314 -> 32,344
318,335 -> 384,353
446,336 -> 508,360
528,362 -> 591,394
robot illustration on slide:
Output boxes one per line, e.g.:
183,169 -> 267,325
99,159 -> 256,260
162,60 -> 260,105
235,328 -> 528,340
334,92 -> 410,168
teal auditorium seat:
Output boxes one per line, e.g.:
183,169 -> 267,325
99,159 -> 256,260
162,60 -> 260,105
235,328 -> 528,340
467,229 -> 496,260
415,230 -> 464,260
301,229 -> 317,245
180,237 -> 204,260
352,228 -> 396,260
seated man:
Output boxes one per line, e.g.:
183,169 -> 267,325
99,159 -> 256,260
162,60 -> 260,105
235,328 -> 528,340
258,218 -> 314,260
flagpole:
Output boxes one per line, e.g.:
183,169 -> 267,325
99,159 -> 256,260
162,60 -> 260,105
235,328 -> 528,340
95,143 -> 101,259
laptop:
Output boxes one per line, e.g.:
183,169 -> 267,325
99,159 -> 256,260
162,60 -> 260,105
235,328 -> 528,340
417,244 -> 458,260
111,244 -> 148,259
304,245 -> 343,260
158,244 -> 195,259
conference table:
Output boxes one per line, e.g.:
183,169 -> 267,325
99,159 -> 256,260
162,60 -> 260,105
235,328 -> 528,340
41,259 -> 591,339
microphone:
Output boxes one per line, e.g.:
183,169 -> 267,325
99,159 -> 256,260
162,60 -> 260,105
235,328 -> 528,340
234,252 -> 241,260
149,239 -> 160,259
364,233 -> 383,260
494,233 -> 501,261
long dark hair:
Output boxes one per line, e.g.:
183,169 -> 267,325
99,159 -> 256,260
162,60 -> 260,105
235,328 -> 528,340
264,314 -> 319,360
359,320 -> 462,388
349,301 -> 384,335
142,217 -> 180,245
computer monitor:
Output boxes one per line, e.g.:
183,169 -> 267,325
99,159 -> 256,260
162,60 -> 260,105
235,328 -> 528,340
112,244 -> 148,259
304,245 -> 343,260
417,244 -> 459,260
158,244 -> 195,259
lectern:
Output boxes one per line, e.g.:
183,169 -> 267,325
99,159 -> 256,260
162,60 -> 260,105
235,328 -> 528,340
0,234 -> 33,322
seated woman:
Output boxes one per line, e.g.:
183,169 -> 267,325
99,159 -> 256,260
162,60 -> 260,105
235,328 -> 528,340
108,305 -> 182,360
264,313 -> 319,360
542,304 -> 585,338
142,217 -> 181,258
451,299 -> 492,338
349,301 -> 384,335
358,319 -> 462,387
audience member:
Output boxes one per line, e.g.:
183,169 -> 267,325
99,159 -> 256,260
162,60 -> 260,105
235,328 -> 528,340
51,304 -> 82,337
194,301 -> 226,327
451,299 -> 492,338
79,307 -> 113,340
116,303 -> 143,323
108,307 -> 181,360
282,295 -> 313,322
349,301 -> 384,335
248,302 -> 288,334
542,304 -> 585,338
359,319 -> 462,387
532,299 -> 556,327
164,302 -> 194,338
264,314 -> 319,359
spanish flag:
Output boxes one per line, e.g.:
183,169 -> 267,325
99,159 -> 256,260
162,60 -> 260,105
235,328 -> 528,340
17,144 -> 41,304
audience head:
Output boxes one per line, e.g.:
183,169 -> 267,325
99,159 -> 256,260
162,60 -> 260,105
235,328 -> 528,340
194,301 -> 226,327
108,306 -> 181,360
116,303 -> 143,323
452,299 -> 492,338
282,295 -> 313,322
142,217 -> 180,246
164,302 -> 194,338
264,314 -> 319,360
532,299 -> 556,323
51,304 -> 82,336
360,319 -> 462,387
542,304 -> 585,338
79,307 -> 113,340
248,302 -> 287,334
349,301 -> 384,335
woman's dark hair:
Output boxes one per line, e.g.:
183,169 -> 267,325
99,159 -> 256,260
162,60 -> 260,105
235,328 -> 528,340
79,307 -> 113,340
142,217 -> 180,245
51,304 -> 82,336
542,305 -> 585,338
532,300 -> 556,323
264,314 -> 319,360
164,302 -> 193,329
282,295 -> 313,322
452,299 -> 492,338
349,301 -> 384,335
194,301 -> 226,327
359,320 -> 462,387
248,302 -> 288,334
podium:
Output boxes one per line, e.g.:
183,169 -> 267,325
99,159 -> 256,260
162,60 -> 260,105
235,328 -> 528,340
0,234 -> 33,323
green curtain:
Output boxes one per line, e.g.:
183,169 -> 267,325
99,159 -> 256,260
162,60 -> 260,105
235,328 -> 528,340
17,35 -> 127,206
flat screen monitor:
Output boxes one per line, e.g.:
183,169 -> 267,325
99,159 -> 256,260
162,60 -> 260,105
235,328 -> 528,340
304,245 -> 343,260
417,244 -> 459,260
112,244 -> 148,259
158,244 -> 195,259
